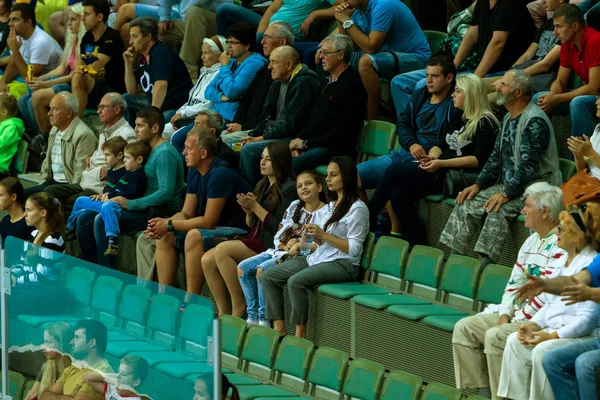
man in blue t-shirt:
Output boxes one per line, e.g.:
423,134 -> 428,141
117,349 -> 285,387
332,0 -> 431,120
136,126 -> 251,293
123,17 -> 192,126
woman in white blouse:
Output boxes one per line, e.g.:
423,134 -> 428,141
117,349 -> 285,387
497,205 -> 600,400
260,156 -> 370,338
567,97 -> 600,181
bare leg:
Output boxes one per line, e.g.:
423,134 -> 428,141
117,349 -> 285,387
155,232 -> 179,287
359,55 -> 381,121
71,73 -> 94,117
214,240 -> 257,318
201,247 -> 230,315
386,201 -> 401,233
115,3 -> 135,45
185,229 -> 206,295
295,325 -> 306,338
273,320 -> 287,337
32,88 -> 56,133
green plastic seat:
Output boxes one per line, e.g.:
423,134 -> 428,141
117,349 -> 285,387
156,362 -> 213,379
237,385 -> 297,400
361,231 -> 376,269
306,347 -> 349,394
91,275 -> 123,329
220,315 -> 248,358
559,158 -> 576,183
403,245 -> 445,295
24,379 -> 35,398
353,294 -> 430,310
422,314 -> 468,331
108,284 -> 151,342
421,382 -> 463,400
359,120 -> 395,161
444,198 -> 457,207
518,214 -> 525,223
387,304 -> 467,320
476,264 -> 512,308
380,370 -> 422,400
425,194 -> 445,202
225,373 -> 263,386
240,326 -> 281,370
184,369 -> 232,385
342,358 -> 385,400
318,282 -> 391,298
439,255 -> 480,299
315,165 -> 327,176
0,370 -> 25,400
423,30 -> 449,53
273,336 -> 314,381
10,139 -> 28,174
82,108 -> 98,117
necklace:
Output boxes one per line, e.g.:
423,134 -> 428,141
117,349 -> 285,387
305,202 -> 324,213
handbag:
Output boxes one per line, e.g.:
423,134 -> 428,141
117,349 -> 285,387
442,169 -> 481,198
560,169 -> 600,206
211,221 -> 258,246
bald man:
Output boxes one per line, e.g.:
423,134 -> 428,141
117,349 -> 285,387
239,46 -> 321,183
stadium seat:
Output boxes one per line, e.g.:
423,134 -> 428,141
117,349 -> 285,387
423,30 -> 448,54
424,194 -> 445,202
10,140 -> 29,174
220,315 -> 248,370
352,293 -> 430,310
315,165 -> 328,176
236,326 -> 281,380
421,382 -> 462,400
236,386 -> 299,400
318,236 -> 409,299
379,370 -> 422,400
466,395 -> 490,400
306,347 -> 349,395
24,379 -> 35,398
361,231 -> 376,270
271,336 -> 314,389
402,245 -> 445,299
91,275 -> 124,329
474,264 -> 512,311
107,284 -> 151,342
559,158 -> 576,183
342,358 -> 385,400
358,120 -> 396,163
225,373 -> 263,386
0,370 -> 25,400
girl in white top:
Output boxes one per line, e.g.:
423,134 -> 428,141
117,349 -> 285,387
498,207 -> 600,400
260,156 -> 370,338
567,97 -> 600,181
237,170 -> 330,327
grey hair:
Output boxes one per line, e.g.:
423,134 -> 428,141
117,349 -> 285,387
197,110 -> 224,132
187,126 -> 218,157
269,21 -> 294,45
129,17 -> 158,41
506,69 -> 534,98
107,92 -> 127,112
322,34 -> 353,63
56,91 -> 79,115
524,182 -> 564,223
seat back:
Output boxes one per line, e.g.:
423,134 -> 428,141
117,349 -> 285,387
273,336 -> 314,381
147,294 -> 180,348
439,255 -> 480,300
179,303 -> 213,357
359,120 -> 395,162
241,325 -> 280,369
119,284 -> 151,337
220,315 -> 247,358
0,370 -> 25,400
91,275 -> 123,328
476,264 -> 511,309
421,382 -> 463,400
403,245 -> 444,298
10,140 -> 28,174
65,266 -> 96,316
369,236 -> 410,279
307,346 -> 349,393
379,370 -> 422,400
423,30 -> 449,53
342,358 -> 385,400
559,158 -> 576,183
361,231 -> 376,270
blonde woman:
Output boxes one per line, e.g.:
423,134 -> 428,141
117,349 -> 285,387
368,73 -> 499,246
24,322 -> 74,400
25,4 -> 86,133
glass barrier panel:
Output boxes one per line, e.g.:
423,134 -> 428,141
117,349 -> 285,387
4,237 -> 217,400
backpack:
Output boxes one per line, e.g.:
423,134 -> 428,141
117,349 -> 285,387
26,132 -> 48,173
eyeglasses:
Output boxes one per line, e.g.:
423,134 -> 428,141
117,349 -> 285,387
567,203 -> 588,232
226,39 -> 242,45
97,104 -> 116,110
320,50 -> 342,56
262,34 -> 282,41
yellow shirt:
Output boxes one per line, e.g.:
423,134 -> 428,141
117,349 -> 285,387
56,359 -> 113,400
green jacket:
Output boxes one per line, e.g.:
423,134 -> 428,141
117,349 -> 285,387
0,117 -> 24,173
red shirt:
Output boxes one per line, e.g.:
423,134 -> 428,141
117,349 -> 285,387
559,27 -> 600,84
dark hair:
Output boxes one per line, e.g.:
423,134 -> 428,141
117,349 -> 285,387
82,0 -> 110,23
324,156 -> 359,232
101,136 -> 127,156
279,170 -> 328,244
228,22 -> 256,50
129,17 -> 158,41
10,3 -> 35,26
554,4 -> 585,25
427,55 -> 457,79
124,142 -> 151,164
74,319 -> 108,357
121,355 -> 149,385
0,177 -> 25,209
0,92 -> 18,117
27,192 -> 65,237
196,373 -> 239,400
253,141 -> 294,213
136,106 -> 165,136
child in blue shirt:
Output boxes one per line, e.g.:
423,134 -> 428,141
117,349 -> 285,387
66,137 -> 151,256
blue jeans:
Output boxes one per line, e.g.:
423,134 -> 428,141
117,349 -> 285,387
171,122 -> 193,162
542,338 -> 600,400
67,197 -> 123,237
134,3 -> 181,20
237,252 -> 277,321
240,138 -> 291,184
216,4 -> 261,37
18,91 -> 37,131
75,209 -> 148,268
357,154 -> 395,190
532,92 -> 596,139
174,226 -> 247,252
292,147 -> 331,174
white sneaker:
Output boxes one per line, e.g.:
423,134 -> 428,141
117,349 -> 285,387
259,320 -> 271,327
247,319 -> 259,326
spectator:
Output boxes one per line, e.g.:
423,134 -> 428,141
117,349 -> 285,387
0,0 -> 11,69
202,141 -> 296,317
498,207 -> 600,400
123,17 -> 193,124
261,156 -> 369,338
0,93 -> 24,180
136,127 -> 250,291
533,4 -> 600,139
24,322 -> 74,400
439,69 -> 561,269
171,110 -> 238,171
239,45 -> 320,183
289,34 -> 366,173
204,22 -> 268,124
25,3 -> 85,133
368,73 -> 498,246
452,183 -> 564,400
71,0 -> 126,117
222,21 -> 293,145
44,92 -> 136,210
75,106 -> 184,267
333,0 -> 430,120
391,0 -> 537,118
163,35 -> 227,141
193,373 -> 240,400
239,170 -> 329,327
0,177 -> 33,247
25,92 -> 97,199
24,192 -> 65,252
83,355 -> 149,399
40,320 -> 113,400
66,139 -> 150,257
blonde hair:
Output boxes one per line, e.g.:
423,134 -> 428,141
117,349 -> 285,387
38,322 -> 74,395
455,73 -> 499,141
62,4 -> 85,65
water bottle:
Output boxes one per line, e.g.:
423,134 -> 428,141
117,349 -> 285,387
300,233 -> 314,256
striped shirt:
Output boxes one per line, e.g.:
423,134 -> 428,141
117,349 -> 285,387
51,131 -> 67,183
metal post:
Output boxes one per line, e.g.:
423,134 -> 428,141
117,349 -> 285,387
0,241 -> 11,400
212,319 -> 221,400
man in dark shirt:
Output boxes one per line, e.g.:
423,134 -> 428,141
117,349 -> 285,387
0,0 -> 10,69
71,0 -> 126,117
123,17 -> 192,126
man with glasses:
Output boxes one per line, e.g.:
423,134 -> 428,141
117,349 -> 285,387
45,92 -> 135,210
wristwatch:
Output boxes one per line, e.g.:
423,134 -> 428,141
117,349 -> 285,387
501,191 -> 509,199
167,220 -> 175,233
343,19 -> 355,30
